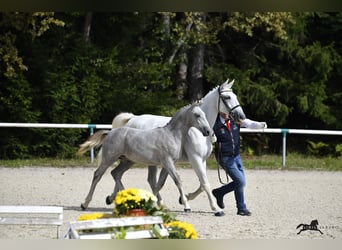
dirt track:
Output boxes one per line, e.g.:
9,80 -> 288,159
0,166 -> 341,239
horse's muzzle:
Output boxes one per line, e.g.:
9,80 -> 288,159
230,106 -> 246,122
201,127 -> 212,137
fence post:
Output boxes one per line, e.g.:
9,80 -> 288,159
281,129 -> 289,167
88,124 -> 96,163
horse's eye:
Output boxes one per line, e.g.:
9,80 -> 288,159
195,113 -> 201,118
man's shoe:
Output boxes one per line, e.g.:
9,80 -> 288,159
237,209 -> 252,216
212,189 -> 225,209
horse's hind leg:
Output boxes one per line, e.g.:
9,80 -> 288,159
151,167 -> 168,206
147,166 -> 158,198
105,158 -> 134,205
81,161 -> 113,210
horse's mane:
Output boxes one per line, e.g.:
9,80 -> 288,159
197,84 -> 232,103
166,83 -> 230,127
196,85 -> 220,104
167,102 -> 201,127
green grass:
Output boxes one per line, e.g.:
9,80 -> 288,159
0,157 -> 92,168
174,153 -> 341,171
217,153 -> 341,171
0,153 -> 341,171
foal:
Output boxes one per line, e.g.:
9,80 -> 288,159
80,103 -> 212,212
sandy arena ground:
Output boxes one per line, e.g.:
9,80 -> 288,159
0,166 -> 341,239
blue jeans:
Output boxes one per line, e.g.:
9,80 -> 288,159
218,154 -> 247,211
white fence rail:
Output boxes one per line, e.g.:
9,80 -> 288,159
241,128 -> 342,166
0,122 -> 111,164
1,123 -> 341,166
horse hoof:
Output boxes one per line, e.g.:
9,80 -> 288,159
184,208 -> 191,213
214,211 -> 225,217
81,204 -> 87,210
106,196 -> 113,205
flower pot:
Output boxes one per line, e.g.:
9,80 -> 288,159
126,208 -> 146,217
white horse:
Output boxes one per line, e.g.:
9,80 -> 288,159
80,79 -> 245,216
79,102 -> 212,212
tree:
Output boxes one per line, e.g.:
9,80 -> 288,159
0,12 -> 65,158
0,12 -> 340,159
83,12 -> 93,43
0,12 -> 64,79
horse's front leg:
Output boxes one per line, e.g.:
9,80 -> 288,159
186,185 -> 203,200
184,129 -> 223,215
178,185 -> 201,205
105,158 -> 134,205
161,158 -> 191,212
188,155 -> 224,216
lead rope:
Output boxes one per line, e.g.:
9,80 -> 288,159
217,86 -> 229,184
217,162 -> 229,184
216,142 -> 229,185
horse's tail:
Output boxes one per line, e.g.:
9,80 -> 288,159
77,130 -> 110,156
296,224 -> 304,229
112,112 -> 134,128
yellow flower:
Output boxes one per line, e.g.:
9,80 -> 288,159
114,188 -> 158,215
77,213 -> 113,221
167,221 -> 198,239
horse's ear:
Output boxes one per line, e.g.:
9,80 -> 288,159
226,79 -> 234,89
190,100 -> 202,109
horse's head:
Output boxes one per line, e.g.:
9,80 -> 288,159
218,79 -> 246,123
189,102 -> 212,137
310,220 -> 319,226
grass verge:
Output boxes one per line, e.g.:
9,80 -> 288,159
0,153 -> 340,171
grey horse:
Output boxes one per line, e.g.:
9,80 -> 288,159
79,102 -> 212,212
